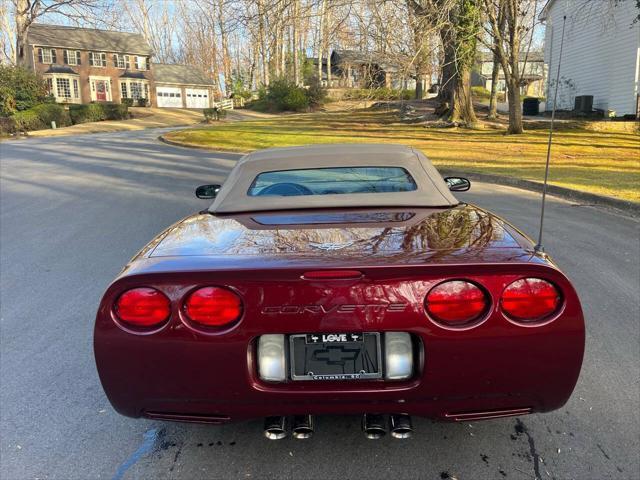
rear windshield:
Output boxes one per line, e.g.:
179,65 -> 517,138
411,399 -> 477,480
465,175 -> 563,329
247,167 -> 417,197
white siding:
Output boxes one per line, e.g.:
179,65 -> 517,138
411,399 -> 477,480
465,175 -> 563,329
543,0 -> 640,115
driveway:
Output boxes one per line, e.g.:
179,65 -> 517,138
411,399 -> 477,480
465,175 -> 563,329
1,129 -> 638,480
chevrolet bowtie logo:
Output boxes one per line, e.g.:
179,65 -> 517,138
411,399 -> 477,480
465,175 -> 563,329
312,346 -> 361,366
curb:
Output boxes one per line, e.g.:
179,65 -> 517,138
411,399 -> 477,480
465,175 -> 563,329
158,135 -> 639,216
440,170 -> 639,216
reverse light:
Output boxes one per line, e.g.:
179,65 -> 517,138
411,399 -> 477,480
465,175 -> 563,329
425,280 -> 488,326
183,286 -> 243,327
258,334 -> 286,382
501,278 -> 561,322
115,287 -> 171,328
384,332 -> 413,380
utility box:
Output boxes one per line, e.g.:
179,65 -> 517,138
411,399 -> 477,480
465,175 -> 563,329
574,95 -> 593,113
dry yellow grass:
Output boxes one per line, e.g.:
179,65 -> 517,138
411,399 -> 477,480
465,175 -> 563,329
164,109 -> 640,202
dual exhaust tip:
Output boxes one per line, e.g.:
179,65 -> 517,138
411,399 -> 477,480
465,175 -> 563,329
264,414 -> 413,440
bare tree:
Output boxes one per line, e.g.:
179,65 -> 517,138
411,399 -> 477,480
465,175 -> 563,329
482,0 -> 539,133
1,2 -> 16,64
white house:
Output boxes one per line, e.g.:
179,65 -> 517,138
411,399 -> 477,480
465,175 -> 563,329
540,0 -> 640,117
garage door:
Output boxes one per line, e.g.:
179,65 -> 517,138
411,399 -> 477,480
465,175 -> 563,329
157,87 -> 183,108
186,88 -> 209,109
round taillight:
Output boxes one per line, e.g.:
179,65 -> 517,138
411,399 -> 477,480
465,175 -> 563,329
501,278 -> 561,322
425,280 -> 488,326
115,287 -> 171,327
183,287 -> 243,327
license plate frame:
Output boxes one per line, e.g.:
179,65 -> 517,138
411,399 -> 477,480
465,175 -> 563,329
289,332 -> 382,381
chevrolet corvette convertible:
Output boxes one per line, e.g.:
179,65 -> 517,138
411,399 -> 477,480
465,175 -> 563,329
94,144 -> 584,439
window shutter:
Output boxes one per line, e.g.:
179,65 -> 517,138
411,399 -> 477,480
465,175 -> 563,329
145,57 -> 150,71
125,55 -> 130,69
51,49 -> 57,64
76,51 -> 81,65
113,54 -> 118,67
101,53 -> 106,66
63,50 -> 68,64
37,48 -> 43,63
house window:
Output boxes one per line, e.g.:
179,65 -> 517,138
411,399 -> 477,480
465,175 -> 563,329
64,50 -> 81,66
135,56 -> 148,70
114,54 -> 130,69
39,48 -> 56,64
120,82 -> 128,99
130,82 -> 142,99
90,52 -> 107,67
56,78 -> 72,99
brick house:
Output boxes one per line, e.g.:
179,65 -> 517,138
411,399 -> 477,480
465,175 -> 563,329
24,23 -> 217,108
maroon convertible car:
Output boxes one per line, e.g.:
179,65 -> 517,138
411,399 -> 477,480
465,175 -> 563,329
95,144 -> 584,439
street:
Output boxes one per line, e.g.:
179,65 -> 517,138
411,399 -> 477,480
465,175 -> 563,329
1,129 -> 638,480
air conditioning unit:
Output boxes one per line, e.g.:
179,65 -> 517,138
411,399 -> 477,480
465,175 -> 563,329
574,95 -> 593,113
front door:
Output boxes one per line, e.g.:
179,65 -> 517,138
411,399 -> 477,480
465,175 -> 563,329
96,81 -> 107,101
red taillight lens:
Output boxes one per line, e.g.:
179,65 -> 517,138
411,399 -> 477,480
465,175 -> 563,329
115,287 -> 171,327
501,278 -> 561,321
425,280 -> 488,326
184,287 -> 242,327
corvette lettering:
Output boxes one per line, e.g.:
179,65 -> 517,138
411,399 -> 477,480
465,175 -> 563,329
261,303 -> 407,314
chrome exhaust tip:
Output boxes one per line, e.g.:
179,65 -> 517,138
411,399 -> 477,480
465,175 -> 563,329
264,416 -> 287,440
390,414 -> 413,439
362,414 -> 386,439
292,415 -> 314,439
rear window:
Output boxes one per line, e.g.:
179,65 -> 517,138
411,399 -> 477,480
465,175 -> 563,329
247,167 -> 417,197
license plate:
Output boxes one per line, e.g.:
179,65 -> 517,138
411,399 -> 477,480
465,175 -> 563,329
289,332 -> 381,381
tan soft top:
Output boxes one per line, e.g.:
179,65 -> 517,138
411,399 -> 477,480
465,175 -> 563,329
209,144 -> 459,213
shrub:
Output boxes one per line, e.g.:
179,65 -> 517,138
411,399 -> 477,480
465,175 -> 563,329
137,97 -> 148,107
69,102 -> 129,124
0,116 -> 16,134
103,102 -> 129,120
342,88 -> 412,101
471,86 -> 491,98
12,109 -> 45,131
69,103 -> 106,124
121,98 -> 134,107
249,78 -> 312,112
204,107 -> 228,122
305,78 -> 327,107
31,103 -> 71,128
0,66 -> 48,115
283,88 -> 309,111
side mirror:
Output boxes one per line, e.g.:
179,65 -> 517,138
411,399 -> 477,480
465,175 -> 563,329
444,177 -> 471,192
195,184 -> 221,199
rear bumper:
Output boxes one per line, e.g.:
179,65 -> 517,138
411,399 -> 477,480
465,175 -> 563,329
95,327 -> 584,423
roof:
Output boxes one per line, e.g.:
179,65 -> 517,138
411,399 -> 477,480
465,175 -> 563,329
331,50 -> 412,72
478,51 -> 544,62
43,65 -> 78,75
152,63 -> 215,86
119,71 -> 148,79
209,144 -> 458,214
27,23 -> 152,55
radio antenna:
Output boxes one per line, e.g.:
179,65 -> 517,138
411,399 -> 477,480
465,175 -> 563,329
534,15 -> 567,255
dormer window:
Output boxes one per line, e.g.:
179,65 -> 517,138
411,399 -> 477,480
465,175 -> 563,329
90,52 -> 107,67
113,54 -> 130,69
38,48 -> 56,64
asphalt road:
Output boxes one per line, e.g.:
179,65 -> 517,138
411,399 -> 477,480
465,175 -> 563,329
1,129 -> 638,480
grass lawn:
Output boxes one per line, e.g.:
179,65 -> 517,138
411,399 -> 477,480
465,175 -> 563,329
164,109 -> 640,202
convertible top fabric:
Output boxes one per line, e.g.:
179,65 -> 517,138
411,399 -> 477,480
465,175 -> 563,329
209,144 -> 459,213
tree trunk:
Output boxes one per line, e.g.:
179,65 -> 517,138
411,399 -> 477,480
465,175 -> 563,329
317,0 -> 326,83
488,52 -> 500,119
506,77 -> 523,133
257,0 -> 269,86
415,77 -> 424,100
437,26 -> 455,103
449,68 -> 477,125
15,0 -> 30,66
292,0 -> 299,85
